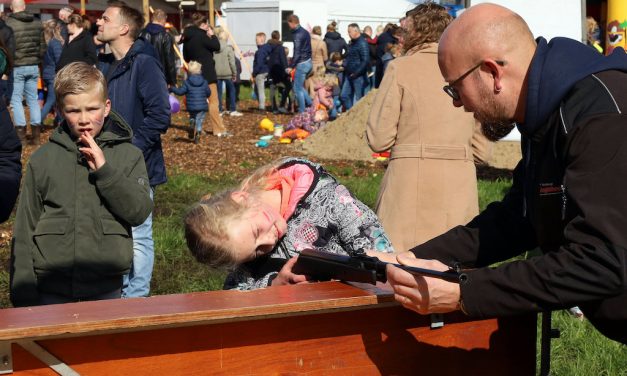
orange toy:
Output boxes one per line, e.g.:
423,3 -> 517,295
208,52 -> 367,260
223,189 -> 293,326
281,128 -> 310,140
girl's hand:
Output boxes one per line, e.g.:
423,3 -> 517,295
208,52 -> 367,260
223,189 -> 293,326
271,256 -> 310,286
79,132 -> 106,171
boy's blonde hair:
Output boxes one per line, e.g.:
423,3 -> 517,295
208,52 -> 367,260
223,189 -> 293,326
188,60 -> 202,75
184,159 -> 287,269
55,62 -> 107,112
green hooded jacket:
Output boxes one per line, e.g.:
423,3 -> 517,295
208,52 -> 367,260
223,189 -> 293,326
10,111 -> 153,306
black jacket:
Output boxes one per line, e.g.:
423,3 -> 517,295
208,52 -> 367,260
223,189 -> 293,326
290,25 -> 311,67
410,38 -> 627,344
182,26 -> 220,84
0,19 -> 15,60
0,99 -> 21,223
56,29 -> 97,72
139,23 -> 177,86
267,39 -> 288,82
323,31 -> 347,59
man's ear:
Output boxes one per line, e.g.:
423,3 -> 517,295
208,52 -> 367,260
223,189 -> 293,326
485,59 -> 505,93
230,191 -> 249,204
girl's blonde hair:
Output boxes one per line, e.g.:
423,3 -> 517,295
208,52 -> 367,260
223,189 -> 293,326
322,73 -> 338,88
43,19 -> 64,45
184,159 -> 286,269
188,60 -> 202,75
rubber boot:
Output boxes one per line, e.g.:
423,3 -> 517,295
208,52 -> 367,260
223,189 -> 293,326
15,127 -> 26,144
30,125 -> 41,146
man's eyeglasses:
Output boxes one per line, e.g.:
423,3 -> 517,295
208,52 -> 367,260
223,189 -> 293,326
443,60 -> 505,101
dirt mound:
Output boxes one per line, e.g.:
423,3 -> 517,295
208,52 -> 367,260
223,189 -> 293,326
298,90 -> 378,161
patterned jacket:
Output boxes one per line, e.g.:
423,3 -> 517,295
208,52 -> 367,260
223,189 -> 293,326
224,158 -> 394,290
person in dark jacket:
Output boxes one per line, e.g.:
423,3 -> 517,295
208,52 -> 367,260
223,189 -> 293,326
287,14 -> 312,113
6,0 -> 46,145
363,25 -> 377,92
340,24 -> 369,110
182,13 -> 229,137
169,60 -> 211,144
374,24 -> 399,88
11,62 -> 152,307
57,14 -> 97,72
96,2 -> 170,298
138,9 -> 177,86
0,83 -> 21,224
0,18 -> 15,103
267,30 -> 291,114
386,3 -> 627,345
40,19 -> 64,126
323,21 -> 347,59
252,32 -> 272,111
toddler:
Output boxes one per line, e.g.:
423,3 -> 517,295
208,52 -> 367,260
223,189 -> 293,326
169,60 -> 211,144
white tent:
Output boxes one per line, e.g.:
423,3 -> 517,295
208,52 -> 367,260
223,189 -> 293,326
221,0 -> 415,79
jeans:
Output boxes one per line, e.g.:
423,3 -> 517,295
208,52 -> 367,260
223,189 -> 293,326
40,78 -> 57,122
340,74 -> 367,111
123,187 -> 155,298
217,79 -> 236,112
11,65 -> 41,127
254,73 -> 268,110
189,111 -> 206,133
270,79 -> 292,111
293,59 -> 312,113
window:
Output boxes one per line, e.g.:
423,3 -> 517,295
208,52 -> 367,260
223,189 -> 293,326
281,10 -> 293,42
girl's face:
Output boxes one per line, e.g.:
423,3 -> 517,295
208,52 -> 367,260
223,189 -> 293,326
226,197 -> 288,263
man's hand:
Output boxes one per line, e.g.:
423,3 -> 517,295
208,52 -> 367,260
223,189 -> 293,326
270,256 -> 310,286
78,132 -> 106,171
386,254 -> 461,314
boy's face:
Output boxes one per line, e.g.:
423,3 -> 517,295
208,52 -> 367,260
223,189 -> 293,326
61,86 -> 111,139
226,195 -> 288,263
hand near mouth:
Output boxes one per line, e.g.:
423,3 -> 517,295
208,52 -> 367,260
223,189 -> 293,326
78,131 -> 106,171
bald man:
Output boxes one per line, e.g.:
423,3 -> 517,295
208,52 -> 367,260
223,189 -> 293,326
386,3 -> 627,344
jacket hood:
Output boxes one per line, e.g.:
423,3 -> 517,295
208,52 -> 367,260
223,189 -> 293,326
145,22 -> 166,35
51,110 -> 133,151
324,31 -> 342,40
9,11 -> 34,22
128,37 -> 158,60
183,25 -> 207,42
521,37 -> 627,136
187,74 -> 206,87
268,39 -> 283,46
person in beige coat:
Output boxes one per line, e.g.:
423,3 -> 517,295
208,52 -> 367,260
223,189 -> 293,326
310,26 -> 328,72
367,3 -> 492,253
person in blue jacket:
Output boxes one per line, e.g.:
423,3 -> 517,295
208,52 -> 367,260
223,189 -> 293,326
287,15 -> 312,113
96,2 -> 170,298
340,24 -> 369,110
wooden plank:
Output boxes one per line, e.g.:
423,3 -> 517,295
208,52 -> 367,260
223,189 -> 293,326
0,282 -> 536,375
10,307 -> 536,375
0,282 -> 389,341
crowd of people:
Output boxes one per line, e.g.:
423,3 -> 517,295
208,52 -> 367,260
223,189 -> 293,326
0,0 -> 624,347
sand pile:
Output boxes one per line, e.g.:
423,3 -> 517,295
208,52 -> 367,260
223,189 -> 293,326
298,90 -> 378,161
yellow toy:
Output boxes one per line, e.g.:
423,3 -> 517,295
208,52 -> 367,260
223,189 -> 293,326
279,137 -> 292,144
259,118 -> 274,132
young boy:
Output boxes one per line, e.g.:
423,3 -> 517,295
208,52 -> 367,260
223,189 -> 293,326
252,32 -> 272,111
169,61 -> 212,144
10,62 -> 153,307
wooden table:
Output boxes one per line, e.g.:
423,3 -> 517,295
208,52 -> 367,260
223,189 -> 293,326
0,282 -> 536,375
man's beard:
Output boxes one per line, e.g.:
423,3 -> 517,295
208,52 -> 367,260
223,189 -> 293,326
475,79 -> 515,142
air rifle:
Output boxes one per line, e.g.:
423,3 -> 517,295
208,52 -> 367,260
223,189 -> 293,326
291,248 -> 467,285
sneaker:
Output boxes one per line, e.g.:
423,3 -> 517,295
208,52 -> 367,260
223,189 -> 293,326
229,111 -> 243,117
216,131 -> 233,138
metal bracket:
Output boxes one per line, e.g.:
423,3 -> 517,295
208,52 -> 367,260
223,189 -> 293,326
430,313 -> 444,329
15,340 -> 80,376
0,341 -> 12,375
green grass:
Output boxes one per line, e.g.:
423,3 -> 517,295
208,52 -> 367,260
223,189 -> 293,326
1,167 -> 624,374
